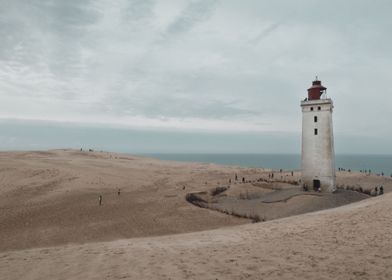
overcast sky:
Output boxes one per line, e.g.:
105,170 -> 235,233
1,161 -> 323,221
0,0 -> 391,153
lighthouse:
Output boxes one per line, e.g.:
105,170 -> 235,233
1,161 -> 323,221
301,78 -> 336,192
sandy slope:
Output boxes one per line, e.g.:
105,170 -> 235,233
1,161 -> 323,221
1,150 -> 392,279
0,150 -> 251,251
1,192 -> 392,280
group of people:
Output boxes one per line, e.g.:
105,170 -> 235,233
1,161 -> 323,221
234,173 -> 247,183
359,169 -> 372,173
338,167 -> 352,172
232,170 -> 296,185
98,188 -> 121,206
340,168 -> 392,178
302,184 -> 321,192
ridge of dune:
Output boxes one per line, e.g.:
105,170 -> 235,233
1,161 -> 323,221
1,191 -> 392,279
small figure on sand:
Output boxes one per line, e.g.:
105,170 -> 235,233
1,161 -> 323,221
99,195 -> 102,206
242,177 -> 245,183
229,178 -> 231,184
235,173 -> 238,181
118,189 -> 121,196
375,187 -> 378,196
380,186 -> 384,195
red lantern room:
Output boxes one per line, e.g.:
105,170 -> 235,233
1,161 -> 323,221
307,78 -> 327,100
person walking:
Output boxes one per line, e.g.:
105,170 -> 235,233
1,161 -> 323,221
118,188 -> 121,196
99,195 -> 102,206
380,186 -> 384,195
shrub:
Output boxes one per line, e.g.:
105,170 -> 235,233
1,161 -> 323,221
211,186 -> 228,196
363,189 -> 371,195
185,193 -> 207,207
248,213 -> 265,223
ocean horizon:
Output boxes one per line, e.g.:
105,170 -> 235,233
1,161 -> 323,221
144,153 -> 392,176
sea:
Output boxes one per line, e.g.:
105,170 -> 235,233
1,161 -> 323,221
145,154 -> 392,176
1,120 -> 390,175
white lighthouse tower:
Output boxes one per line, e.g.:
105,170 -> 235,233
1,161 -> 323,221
301,78 -> 336,192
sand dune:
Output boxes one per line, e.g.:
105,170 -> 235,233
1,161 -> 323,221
1,150 -> 392,279
2,192 -> 392,279
0,150 -> 249,251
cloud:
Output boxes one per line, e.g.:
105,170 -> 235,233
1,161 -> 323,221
166,0 -> 217,35
249,22 -> 282,44
0,0 -> 391,139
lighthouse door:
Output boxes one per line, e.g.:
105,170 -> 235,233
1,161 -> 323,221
313,179 -> 321,191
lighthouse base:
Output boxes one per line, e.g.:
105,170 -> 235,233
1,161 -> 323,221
301,175 -> 336,193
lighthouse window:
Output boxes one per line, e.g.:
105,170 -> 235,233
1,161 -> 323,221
310,107 -> 314,111
314,128 -> 318,135
314,116 -> 318,122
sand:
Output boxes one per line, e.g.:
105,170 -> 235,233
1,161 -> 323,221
188,180 -> 371,222
0,150 -> 249,252
1,149 -> 392,279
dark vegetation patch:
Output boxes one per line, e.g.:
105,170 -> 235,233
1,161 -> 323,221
186,182 -> 372,224
185,192 -> 208,207
336,184 -> 374,196
210,186 -> 228,196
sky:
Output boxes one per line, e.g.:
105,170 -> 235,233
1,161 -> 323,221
0,0 -> 391,153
